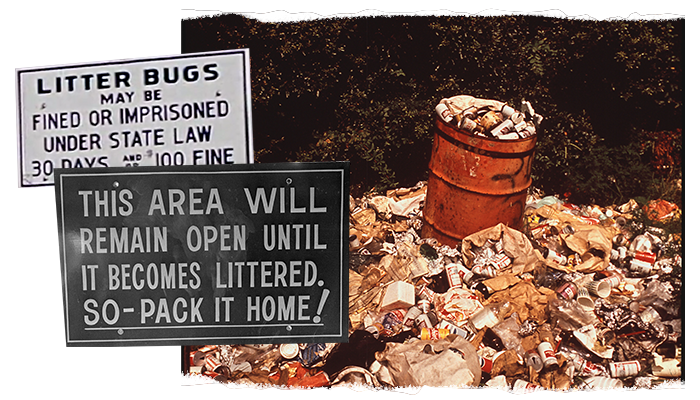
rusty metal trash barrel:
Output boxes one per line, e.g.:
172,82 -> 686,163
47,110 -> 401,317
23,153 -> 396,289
422,117 -> 537,248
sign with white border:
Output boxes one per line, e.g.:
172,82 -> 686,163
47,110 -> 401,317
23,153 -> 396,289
54,162 -> 349,346
17,49 -> 253,187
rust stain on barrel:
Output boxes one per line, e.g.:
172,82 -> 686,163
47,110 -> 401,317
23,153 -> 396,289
422,117 -> 538,247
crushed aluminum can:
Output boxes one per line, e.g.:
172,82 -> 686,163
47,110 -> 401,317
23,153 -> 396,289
490,253 -> 511,270
445,263 -> 463,289
500,104 -> 516,118
491,119 -> 514,137
610,248 -> 621,261
567,253 -> 582,268
537,341 -> 558,368
618,246 -> 628,259
366,323 -> 385,338
459,116 -> 478,132
435,103 -> 454,123
518,123 -> 537,138
635,251 -> 657,264
402,306 -> 422,327
530,224 -> 550,239
458,265 -> 474,284
613,234 -> 631,247
629,258 -> 653,274
521,99 -> 535,117
417,284 -> 436,303
569,353 -> 606,377
204,354 -> 230,377
518,319 -> 538,337
509,111 -> 525,125
415,313 -> 433,329
438,319 -> 473,339
609,360 -> 641,378
205,354 -> 222,371
498,131 -> 521,140
382,309 -> 406,334
472,264 -> 497,278
479,354 -> 493,374
545,249 -> 567,265
417,299 -> 431,313
525,349 -> 544,372
532,113 -> 544,126
490,238 -> 504,253
556,282 -> 578,301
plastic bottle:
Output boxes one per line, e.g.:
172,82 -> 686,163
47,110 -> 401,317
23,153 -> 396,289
468,302 -> 512,331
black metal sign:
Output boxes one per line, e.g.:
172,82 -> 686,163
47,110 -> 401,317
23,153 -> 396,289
54,162 -> 349,346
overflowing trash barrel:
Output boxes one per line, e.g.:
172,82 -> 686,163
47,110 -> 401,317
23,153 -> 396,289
422,95 -> 541,247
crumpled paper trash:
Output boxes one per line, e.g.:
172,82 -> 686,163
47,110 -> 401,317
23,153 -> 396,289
461,223 -> 541,275
438,95 -> 506,117
373,335 -> 481,387
643,199 -> 678,221
559,224 -> 613,273
433,287 -> 484,326
484,280 -> 552,325
528,205 -> 617,273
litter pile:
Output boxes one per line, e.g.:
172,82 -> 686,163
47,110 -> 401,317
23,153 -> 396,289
185,183 -> 683,392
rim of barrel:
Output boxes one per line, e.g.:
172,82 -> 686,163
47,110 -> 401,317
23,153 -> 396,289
434,116 -> 537,154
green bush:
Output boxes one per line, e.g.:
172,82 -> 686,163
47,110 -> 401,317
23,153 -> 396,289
182,15 -> 684,205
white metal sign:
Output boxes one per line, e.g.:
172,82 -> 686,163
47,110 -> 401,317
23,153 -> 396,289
16,49 -> 253,187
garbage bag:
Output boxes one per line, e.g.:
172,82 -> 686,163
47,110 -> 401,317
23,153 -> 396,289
374,335 -> 481,387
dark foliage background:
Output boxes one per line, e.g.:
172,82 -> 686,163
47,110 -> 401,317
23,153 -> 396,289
181,14 -> 683,210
